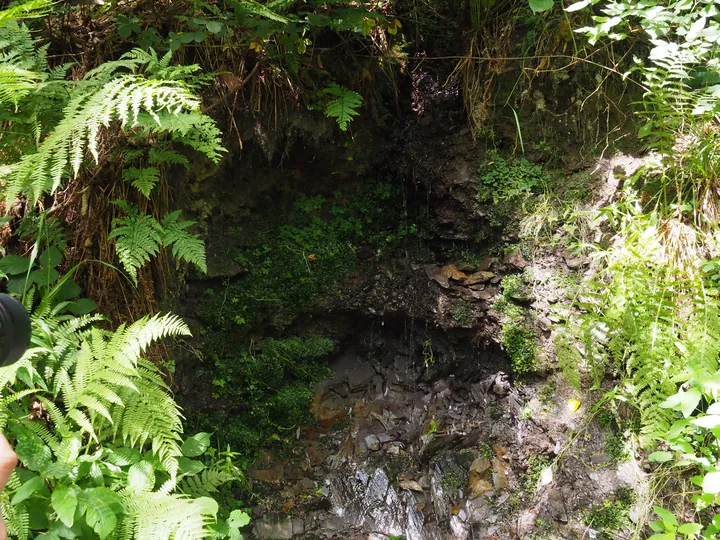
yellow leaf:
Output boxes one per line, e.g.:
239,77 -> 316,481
567,398 -> 581,412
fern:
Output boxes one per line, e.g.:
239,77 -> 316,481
123,492 -> 219,540
148,147 -> 189,169
558,200 -> 720,441
323,83 -> 363,131
0,0 -> 53,28
110,203 -> 207,282
1,477 -> 30,540
108,201 -> 164,283
139,112 -> 225,163
0,64 -> 39,106
1,44 -> 225,205
180,465 -> 240,498
161,211 -> 207,274
0,299 -> 236,539
123,167 -> 160,198
228,0 -> 290,23
554,331 -> 582,391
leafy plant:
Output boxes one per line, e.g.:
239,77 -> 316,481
0,297 -> 249,539
585,489 -> 635,538
494,273 -> 537,375
1,26 -> 225,205
123,167 -> 160,199
195,336 -> 333,455
109,201 -> 206,283
556,195 -> 720,441
322,83 -> 363,131
477,153 -> 548,204
198,184 -> 412,332
0,248 -> 95,314
452,302 -> 473,325
647,506 -> 705,539
0,215 -> 95,314
501,320 -> 537,376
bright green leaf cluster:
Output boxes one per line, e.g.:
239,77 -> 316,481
0,300 -> 250,539
109,202 -> 207,283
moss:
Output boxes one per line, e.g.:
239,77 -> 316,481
440,468 -> 465,491
197,183 -> 417,334
538,380 -> 557,403
604,434 -> 630,463
191,336 -> 334,456
494,273 -> 537,376
585,489 -> 635,536
479,442 -> 494,459
522,455 -> 551,493
501,274 -> 525,299
506,455 -> 552,514
452,302 -> 473,326
595,407 -> 616,429
188,183 -> 428,457
501,320 -> 537,375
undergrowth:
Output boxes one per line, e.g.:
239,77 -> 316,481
477,153 -> 551,227
585,489 -> 635,539
192,336 -> 333,456
192,183 -> 422,455
495,273 -> 538,376
198,183 -> 418,331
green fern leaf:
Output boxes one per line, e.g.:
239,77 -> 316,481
161,211 -> 206,273
3,46 -> 223,205
228,0 -> 289,23
148,148 -> 189,168
122,492 -> 218,540
179,466 -> 239,497
123,167 -> 160,198
1,498 -> 29,540
0,0 -> 53,27
109,202 -> 164,283
323,83 -> 362,131
138,112 -> 225,163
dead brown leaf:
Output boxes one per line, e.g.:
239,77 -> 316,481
398,480 -> 424,492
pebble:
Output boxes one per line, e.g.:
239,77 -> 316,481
364,434 -> 381,451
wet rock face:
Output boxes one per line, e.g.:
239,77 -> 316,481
248,316 -> 648,539
249,316 -> 527,539
245,190 -> 647,539
325,469 -> 424,539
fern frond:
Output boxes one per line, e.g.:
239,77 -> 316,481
112,373 -> 183,461
161,211 -> 206,273
0,65 -> 40,106
122,492 -> 218,540
148,148 -> 189,168
1,498 -> 29,540
179,465 -> 240,498
228,0 -> 290,23
323,83 -> 362,131
138,112 -> 225,163
123,167 -> 160,198
3,44 -> 224,205
0,0 -> 53,27
109,202 -> 164,283
113,313 -> 191,368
